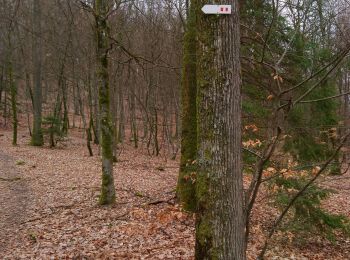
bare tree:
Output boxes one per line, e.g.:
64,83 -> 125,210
94,0 -> 116,205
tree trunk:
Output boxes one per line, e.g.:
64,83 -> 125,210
87,70 -> 100,145
8,61 -> 17,146
195,0 -> 245,259
61,79 -> 69,135
95,0 -> 116,205
0,67 -> 3,105
128,64 -> 138,148
177,0 -> 198,212
118,81 -> 125,143
31,0 -> 43,146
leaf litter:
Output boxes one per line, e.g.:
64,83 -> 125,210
0,128 -> 349,259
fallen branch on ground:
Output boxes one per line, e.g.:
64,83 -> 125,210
0,177 -> 21,181
147,196 -> 176,206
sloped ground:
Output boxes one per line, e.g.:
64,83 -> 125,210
0,127 -> 349,259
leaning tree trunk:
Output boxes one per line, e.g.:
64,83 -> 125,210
31,0 -> 43,146
195,0 -> 245,259
95,0 -> 116,205
177,0 -> 198,212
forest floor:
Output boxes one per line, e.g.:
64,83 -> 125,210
0,126 -> 350,259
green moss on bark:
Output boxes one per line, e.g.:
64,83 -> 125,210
195,8 -> 217,257
95,0 -> 116,205
194,1 -> 241,258
177,0 -> 198,212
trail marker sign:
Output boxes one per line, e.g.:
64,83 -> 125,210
201,5 -> 231,14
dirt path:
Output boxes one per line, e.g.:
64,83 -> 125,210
0,150 -> 30,255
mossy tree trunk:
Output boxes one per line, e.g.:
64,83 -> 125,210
195,0 -> 245,259
177,0 -> 198,212
94,0 -> 116,205
31,0 -> 43,146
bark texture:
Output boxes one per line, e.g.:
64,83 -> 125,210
95,0 -> 116,205
195,0 -> 245,259
8,61 -> 17,146
177,0 -> 198,212
31,0 -> 43,146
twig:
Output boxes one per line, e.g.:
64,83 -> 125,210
257,131 -> 350,260
279,47 -> 350,96
243,147 -> 263,159
292,48 -> 350,105
245,128 -> 281,247
299,91 -> 350,103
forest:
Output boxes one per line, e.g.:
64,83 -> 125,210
0,0 -> 350,259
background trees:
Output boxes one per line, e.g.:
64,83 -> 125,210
0,0 -> 349,258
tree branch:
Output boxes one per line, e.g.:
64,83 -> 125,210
257,131 -> 350,259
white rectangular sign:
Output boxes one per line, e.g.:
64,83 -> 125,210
201,5 -> 232,14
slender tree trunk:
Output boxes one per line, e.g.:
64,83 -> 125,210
128,63 -> 138,148
346,71 -> 350,164
87,70 -> 99,145
6,21 -> 17,146
93,75 -> 100,145
177,0 -> 198,211
195,0 -> 245,259
8,61 -> 17,146
0,67 -> 3,105
118,81 -> 125,143
31,0 -> 43,146
95,0 -> 116,205
154,106 -> 159,156
4,88 -> 8,126
87,117 -> 94,156
61,79 -> 69,135
43,77 -> 48,104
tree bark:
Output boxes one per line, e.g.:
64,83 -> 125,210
195,0 -> 245,259
177,0 -> 198,212
8,60 -> 17,146
31,0 -> 43,146
95,0 -> 116,205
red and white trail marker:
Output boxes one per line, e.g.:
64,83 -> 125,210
201,5 -> 231,14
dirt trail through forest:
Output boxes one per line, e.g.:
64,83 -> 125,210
0,150 -> 30,254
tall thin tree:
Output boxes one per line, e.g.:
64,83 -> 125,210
31,0 -> 43,146
94,0 -> 116,205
